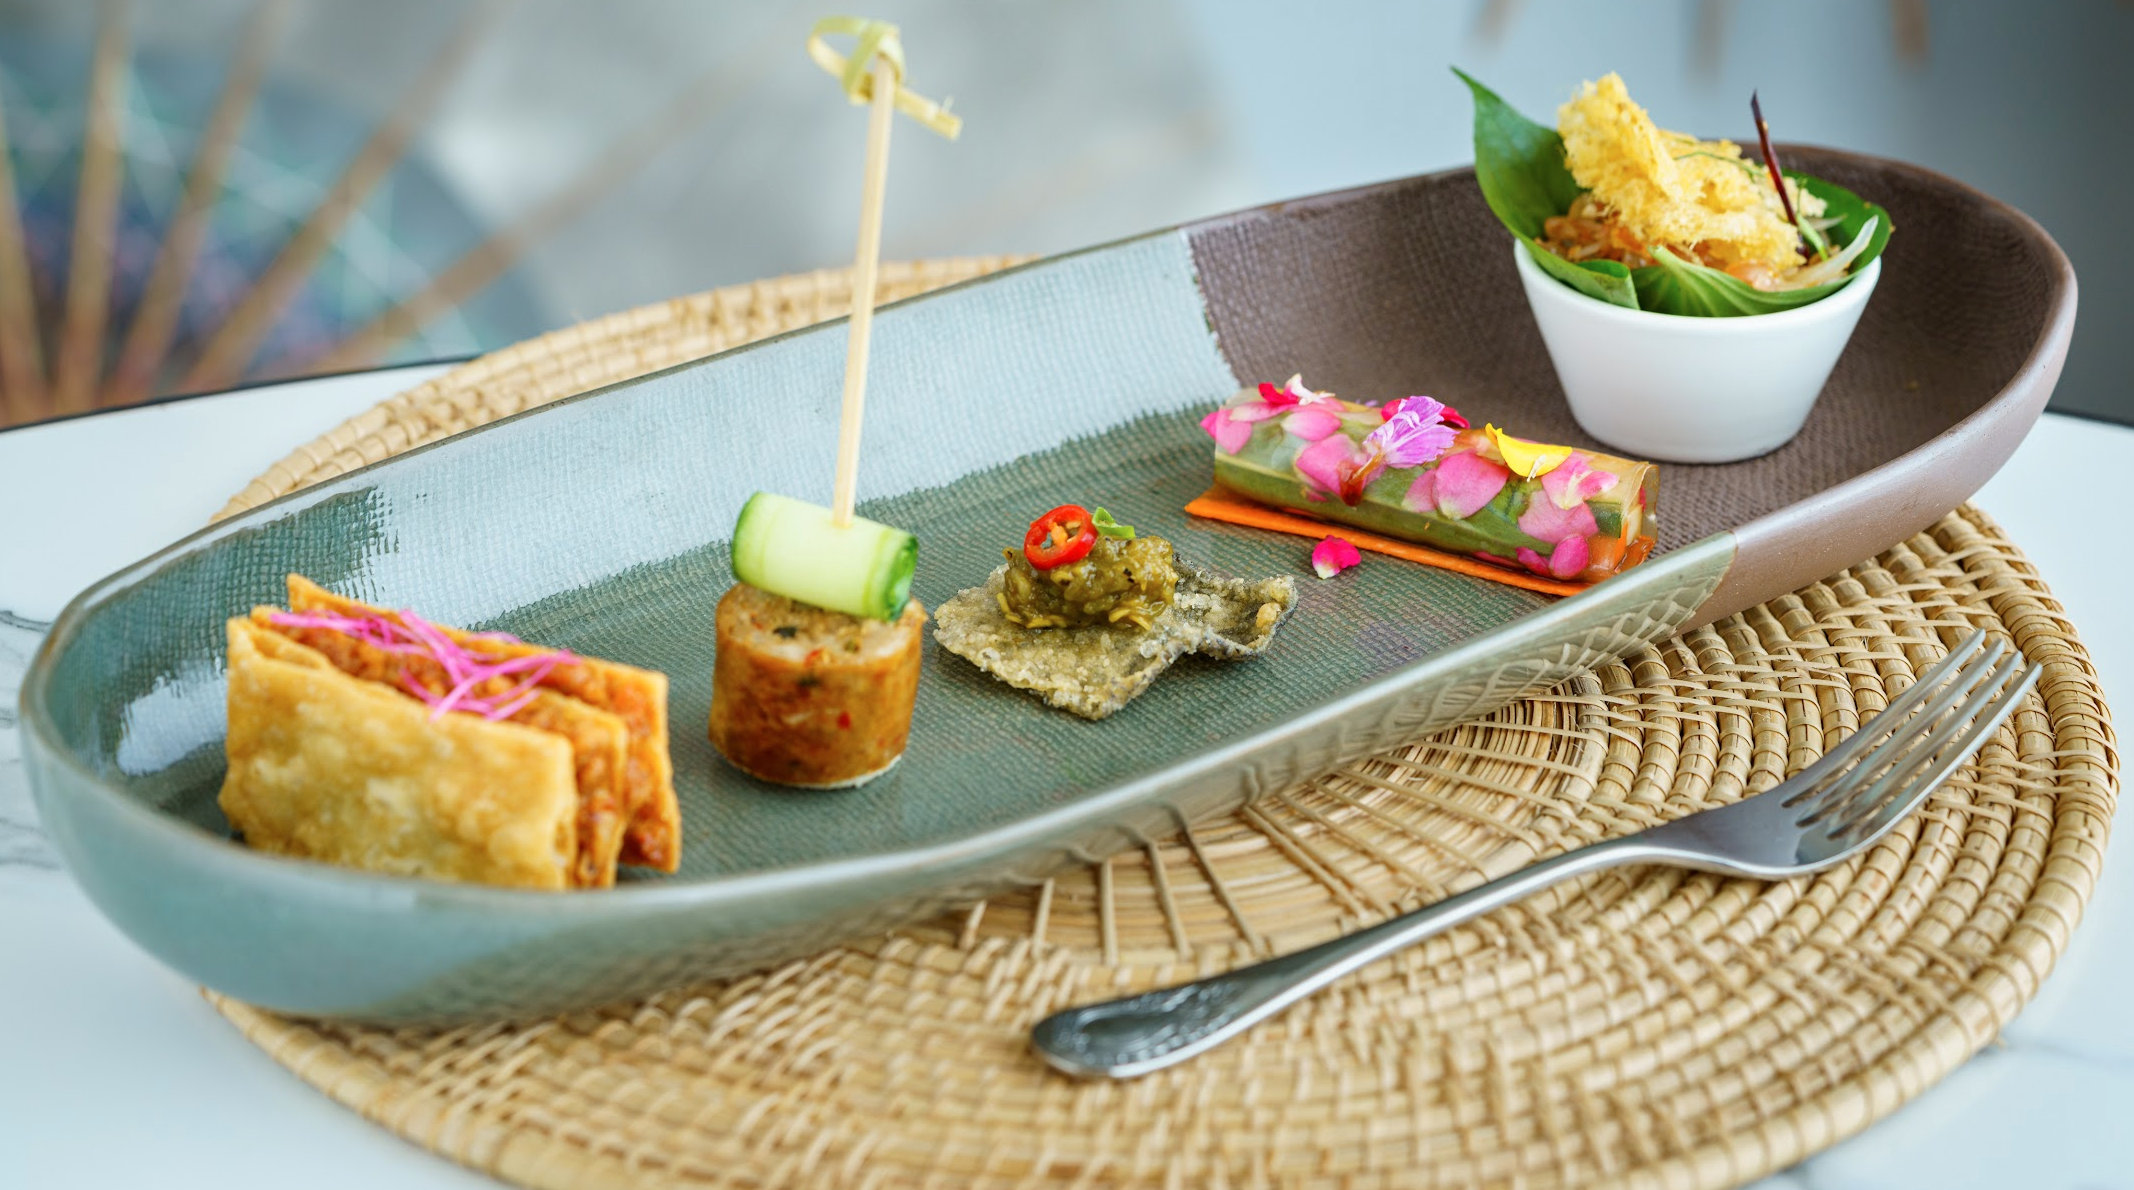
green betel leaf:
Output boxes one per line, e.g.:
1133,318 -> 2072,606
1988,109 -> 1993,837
1458,67 -> 1639,312
1794,172 -> 1894,274
1456,68 -> 1582,240
1629,212 -> 1887,317
1523,241 -> 1638,308
1631,246 -> 1790,316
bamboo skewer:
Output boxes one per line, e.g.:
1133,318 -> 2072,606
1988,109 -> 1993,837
805,16 -> 960,527
103,0 -> 289,408
829,58 -> 898,528
51,0 -> 131,413
0,89 -> 47,419
178,0 -> 513,394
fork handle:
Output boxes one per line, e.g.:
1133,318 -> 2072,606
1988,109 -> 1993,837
1030,835 -> 1660,1078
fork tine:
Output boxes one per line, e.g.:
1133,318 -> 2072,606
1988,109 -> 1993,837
1799,647 -> 2014,829
1787,633 -> 2002,817
1824,657 -> 2039,847
1810,652 -> 2015,831
1777,630 -> 1992,808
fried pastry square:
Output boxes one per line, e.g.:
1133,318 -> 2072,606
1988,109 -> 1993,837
284,576 -> 681,872
220,619 -> 587,889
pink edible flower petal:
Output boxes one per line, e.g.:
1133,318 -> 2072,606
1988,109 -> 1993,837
1440,404 -> 1470,430
1365,395 -> 1457,469
1281,374 -> 1335,405
1402,468 -> 1437,513
1432,450 -> 1510,519
1211,377 -> 1334,448
1282,403 -> 1345,442
1513,537 -> 1591,580
1256,380 -> 1301,411
1201,406 -> 1256,454
1310,536 -> 1363,579
1517,493 -> 1599,544
1548,534 -> 1590,578
1385,395 -> 1452,422
1540,452 -> 1620,510
1295,434 -> 1365,495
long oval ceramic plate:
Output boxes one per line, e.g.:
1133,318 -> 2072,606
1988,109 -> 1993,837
23,149 -> 2073,1023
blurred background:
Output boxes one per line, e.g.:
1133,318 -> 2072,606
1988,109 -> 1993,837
0,0 -> 2122,427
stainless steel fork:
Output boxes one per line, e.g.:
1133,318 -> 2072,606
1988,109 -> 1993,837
1032,629 -> 2039,1079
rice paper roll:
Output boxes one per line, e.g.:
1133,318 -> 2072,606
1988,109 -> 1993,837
1203,380 -> 1657,583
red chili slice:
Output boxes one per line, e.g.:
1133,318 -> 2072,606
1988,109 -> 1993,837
1023,504 -> 1097,570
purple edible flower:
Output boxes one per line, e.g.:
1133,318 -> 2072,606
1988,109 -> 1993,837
1363,395 -> 1457,470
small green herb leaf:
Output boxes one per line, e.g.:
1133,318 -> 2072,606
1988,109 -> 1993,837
1091,507 -> 1135,540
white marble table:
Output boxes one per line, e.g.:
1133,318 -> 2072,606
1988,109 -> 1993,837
1,372 -> 2127,1189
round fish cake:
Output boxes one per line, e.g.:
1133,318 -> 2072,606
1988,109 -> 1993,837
709,582 -> 926,789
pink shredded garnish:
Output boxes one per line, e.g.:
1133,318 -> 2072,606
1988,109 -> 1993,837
266,609 -> 578,723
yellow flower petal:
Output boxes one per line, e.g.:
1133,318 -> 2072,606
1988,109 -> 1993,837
1485,425 -> 1573,479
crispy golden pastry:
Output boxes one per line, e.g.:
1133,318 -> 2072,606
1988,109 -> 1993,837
284,576 -> 682,872
1556,72 -> 1825,274
220,620 -> 587,889
216,575 -> 678,889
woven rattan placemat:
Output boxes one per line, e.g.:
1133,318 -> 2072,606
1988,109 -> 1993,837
208,261 -> 2117,1190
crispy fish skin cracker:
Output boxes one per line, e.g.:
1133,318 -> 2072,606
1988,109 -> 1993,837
219,620 -> 581,890
933,559 -> 1296,720
285,576 -> 682,873
1557,72 -> 1823,272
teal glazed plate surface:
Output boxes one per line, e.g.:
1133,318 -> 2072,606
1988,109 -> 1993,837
22,150 -> 2074,1023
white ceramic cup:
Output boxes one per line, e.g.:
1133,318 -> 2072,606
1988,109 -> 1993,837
1512,244 -> 1881,463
